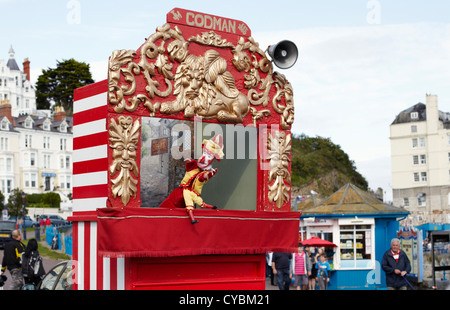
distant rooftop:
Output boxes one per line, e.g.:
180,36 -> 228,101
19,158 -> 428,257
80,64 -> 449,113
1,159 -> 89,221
391,102 -> 450,128
301,184 -> 408,217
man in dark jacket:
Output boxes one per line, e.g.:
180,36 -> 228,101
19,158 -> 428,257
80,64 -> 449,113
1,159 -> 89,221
381,238 -> 411,290
1,230 -> 25,290
272,252 -> 292,290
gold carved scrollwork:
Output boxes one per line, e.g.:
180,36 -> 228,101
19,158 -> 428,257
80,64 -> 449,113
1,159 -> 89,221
109,116 -> 141,206
267,131 -> 291,209
108,23 -> 294,128
108,50 -> 140,113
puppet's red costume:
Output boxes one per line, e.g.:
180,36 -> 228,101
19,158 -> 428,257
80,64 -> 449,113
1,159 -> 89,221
159,134 -> 224,224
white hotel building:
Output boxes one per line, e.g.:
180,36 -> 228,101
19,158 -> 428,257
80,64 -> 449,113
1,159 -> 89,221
390,94 -> 450,225
0,47 -> 72,204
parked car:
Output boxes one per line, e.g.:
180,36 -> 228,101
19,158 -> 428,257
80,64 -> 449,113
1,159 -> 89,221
0,220 -> 16,248
8,216 -> 38,228
38,214 -> 70,226
37,260 -> 72,290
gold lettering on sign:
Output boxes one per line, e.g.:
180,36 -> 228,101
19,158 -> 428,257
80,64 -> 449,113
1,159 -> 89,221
185,12 -> 237,34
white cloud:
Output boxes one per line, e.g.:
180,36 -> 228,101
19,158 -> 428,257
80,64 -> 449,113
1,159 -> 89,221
255,22 -> 450,196
89,60 -> 108,82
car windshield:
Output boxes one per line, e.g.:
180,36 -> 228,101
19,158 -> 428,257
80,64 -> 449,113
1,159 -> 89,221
0,222 -> 16,231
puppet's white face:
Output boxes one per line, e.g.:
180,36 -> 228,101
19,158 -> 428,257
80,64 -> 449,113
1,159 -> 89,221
197,151 -> 215,170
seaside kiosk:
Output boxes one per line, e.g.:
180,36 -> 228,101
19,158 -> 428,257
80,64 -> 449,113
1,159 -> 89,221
299,184 -> 410,290
70,8 -> 299,290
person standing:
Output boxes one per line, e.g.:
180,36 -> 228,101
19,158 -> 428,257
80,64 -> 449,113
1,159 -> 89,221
1,230 -> 25,290
22,238 -> 46,290
315,254 -> 331,290
39,217 -> 45,235
381,238 -> 411,290
291,243 -> 312,290
308,246 -> 319,290
272,252 -> 292,290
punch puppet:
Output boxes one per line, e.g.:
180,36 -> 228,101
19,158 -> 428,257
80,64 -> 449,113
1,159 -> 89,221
159,134 -> 224,224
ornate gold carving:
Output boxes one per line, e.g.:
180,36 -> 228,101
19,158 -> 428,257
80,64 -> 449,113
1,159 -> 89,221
108,49 -> 140,113
160,49 -> 250,123
109,116 -> 141,206
267,131 -> 291,209
188,31 -> 235,48
108,23 -> 294,128
250,107 -> 271,126
272,73 -> 294,130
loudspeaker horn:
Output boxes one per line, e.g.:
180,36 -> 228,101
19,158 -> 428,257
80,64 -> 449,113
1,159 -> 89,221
267,40 -> 298,69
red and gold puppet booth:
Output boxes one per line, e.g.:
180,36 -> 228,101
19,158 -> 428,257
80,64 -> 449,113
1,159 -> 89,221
70,8 -> 299,290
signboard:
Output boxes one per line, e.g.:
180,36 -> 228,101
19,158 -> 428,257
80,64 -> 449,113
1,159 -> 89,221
398,226 -> 423,282
151,138 -> 168,156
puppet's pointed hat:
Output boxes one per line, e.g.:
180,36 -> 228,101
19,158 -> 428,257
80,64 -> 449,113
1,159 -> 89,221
202,134 -> 224,161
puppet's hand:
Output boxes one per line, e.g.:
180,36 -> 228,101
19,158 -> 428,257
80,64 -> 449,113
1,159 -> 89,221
208,168 -> 218,178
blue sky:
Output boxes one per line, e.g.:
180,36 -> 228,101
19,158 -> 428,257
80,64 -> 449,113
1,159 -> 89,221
1,0 -> 450,201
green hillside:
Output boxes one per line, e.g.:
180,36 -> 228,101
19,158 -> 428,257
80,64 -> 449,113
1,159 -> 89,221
291,134 -> 368,197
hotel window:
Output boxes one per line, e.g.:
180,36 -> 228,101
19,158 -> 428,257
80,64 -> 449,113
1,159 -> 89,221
6,158 -> 11,172
421,172 -> 427,182
43,136 -> 50,149
24,173 -> 37,188
413,155 -> 419,165
43,154 -> 51,169
412,138 -> 418,148
411,125 -> 417,133
1,179 -> 12,194
420,155 -> 426,164
30,153 -> 36,166
59,175 -> 71,189
414,172 -> 419,182
0,137 -> 8,150
419,137 -> 426,148
31,173 -> 37,188
418,193 -> 426,206
410,112 -> 419,119
403,198 -> 409,207
60,138 -> 67,151
25,135 -> 32,148
339,219 -> 374,269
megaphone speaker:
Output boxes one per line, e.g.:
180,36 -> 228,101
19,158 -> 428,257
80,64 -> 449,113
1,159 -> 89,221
268,40 -> 298,69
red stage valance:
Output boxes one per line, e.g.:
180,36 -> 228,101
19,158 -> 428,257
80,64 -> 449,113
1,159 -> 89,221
97,208 -> 300,258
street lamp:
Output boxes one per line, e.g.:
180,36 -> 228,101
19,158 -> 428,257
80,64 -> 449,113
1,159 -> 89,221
21,191 -> 26,240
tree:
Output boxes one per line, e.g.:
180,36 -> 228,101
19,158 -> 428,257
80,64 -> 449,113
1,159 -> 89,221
6,188 -> 27,217
36,59 -> 94,115
291,134 -> 368,195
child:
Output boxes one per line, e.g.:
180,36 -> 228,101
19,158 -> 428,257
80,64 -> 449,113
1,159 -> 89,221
315,254 -> 331,290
